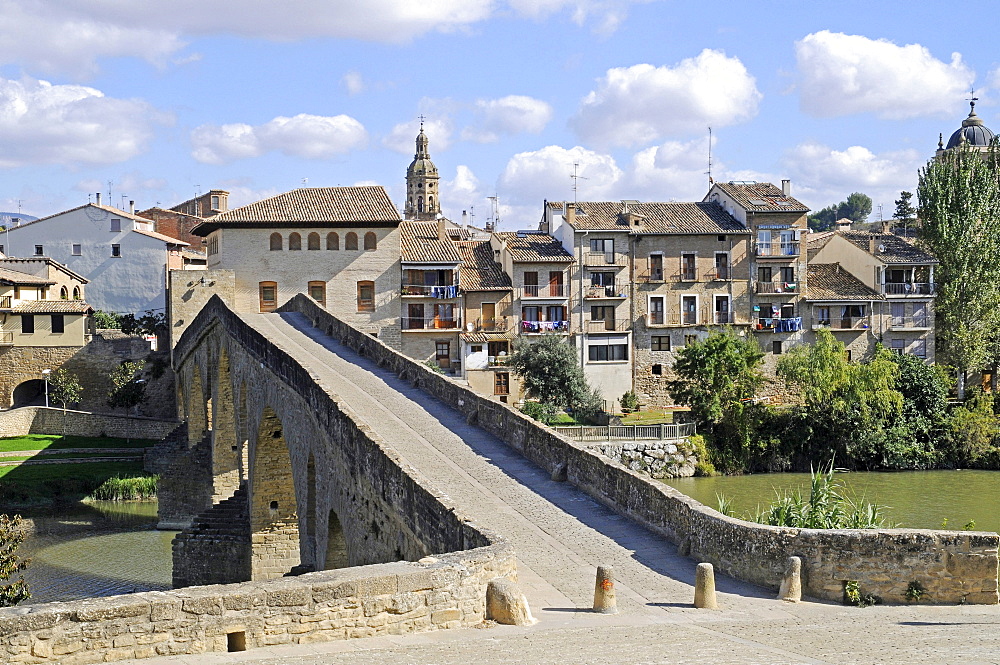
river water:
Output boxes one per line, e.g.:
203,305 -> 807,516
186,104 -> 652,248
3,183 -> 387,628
664,469 -> 1000,532
14,501 -> 176,605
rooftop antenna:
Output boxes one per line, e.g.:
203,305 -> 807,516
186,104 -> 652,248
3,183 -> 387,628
570,163 -> 588,203
301,177 -> 308,186
107,180 -> 113,204
469,205 -> 475,228
194,184 -> 202,197
486,196 -> 500,231
706,127 -> 713,184
121,194 -> 128,210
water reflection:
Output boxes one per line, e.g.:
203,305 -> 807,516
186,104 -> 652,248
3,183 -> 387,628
664,469 -> 1000,532
14,501 -> 176,604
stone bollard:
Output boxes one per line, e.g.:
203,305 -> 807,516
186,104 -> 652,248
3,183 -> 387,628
693,562 -> 718,609
593,566 -> 617,614
486,578 -> 537,626
778,556 -> 802,603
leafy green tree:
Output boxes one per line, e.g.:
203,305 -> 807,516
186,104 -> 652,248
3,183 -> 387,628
48,369 -> 83,436
0,514 -> 30,607
918,143 -> 1000,397
893,190 -> 917,228
121,310 -> 168,345
807,205 -> 839,232
507,337 -> 603,421
92,310 -> 122,329
107,360 -> 147,412
840,192 -> 873,225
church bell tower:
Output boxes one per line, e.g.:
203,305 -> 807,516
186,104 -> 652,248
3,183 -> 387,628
404,120 -> 441,221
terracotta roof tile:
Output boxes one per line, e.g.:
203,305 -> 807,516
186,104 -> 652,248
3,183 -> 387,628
133,228 -> 189,245
806,264 -> 884,301
461,330 -> 515,343
710,182 -> 809,213
456,241 -> 512,290
561,201 -> 748,234
10,300 -> 92,313
840,231 -> 938,264
494,232 -> 575,262
400,221 -> 462,263
0,267 -> 54,286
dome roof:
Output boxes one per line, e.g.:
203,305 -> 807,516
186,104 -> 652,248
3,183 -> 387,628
946,102 -> 995,149
407,158 -> 438,176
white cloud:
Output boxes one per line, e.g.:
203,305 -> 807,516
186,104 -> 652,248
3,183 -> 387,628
74,172 -> 168,204
498,145 -> 624,206
795,31 -> 975,119
191,114 -> 367,164
628,137 -> 715,201
383,118 -> 453,154
781,142 -> 924,212
342,71 -> 365,96
0,76 -> 162,168
462,95 -> 553,142
571,49 -> 762,147
441,165 -> 484,212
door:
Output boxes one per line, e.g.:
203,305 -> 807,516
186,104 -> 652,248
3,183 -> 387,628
481,302 -> 496,330
408,303 -> 425,329
715,296 -> 730,324
436,341 -> 451,368
682,295 -> 697,324
523,271 -> 538,297
649,254 -> 663,281
548,271 -> 564,297
780,230 -> 796,255
715,253 -> 729,280
649,297 -> 664,325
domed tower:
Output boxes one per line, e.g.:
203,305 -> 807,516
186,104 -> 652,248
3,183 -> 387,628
937,99 -> 996,158
405,123 -> 441,221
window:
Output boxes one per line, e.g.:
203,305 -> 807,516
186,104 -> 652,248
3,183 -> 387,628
207,236 -> 219,255
681,295 -> 698,324
72,286 -> 81,300
714,295 -> 731,324
648,296 -> 665,325
471,344 -> 483,353
890,338 -> 905,355
912,339 -> 927,358
71,244 -> 82,256
110,219 -> 121,232
269,233 -> 283,251
649,254 -> 663,280
21,315 -> 34,334
111,244 -> 121,257
651,335 -> 670,351
684,334 -> 697,347
307,232 -> 320,250
327,232 -> 339,250
34,245 -> 43,256
494,372 -> 510,395
210,195 -> 220,211
779,267 -> 795,284
357,280 -> 374,312
587,335 -> 628,362
845,350 -> 853,363
714,252 -> 730,279
345,232 -> 358,250
51,314 -> 64,334
590,238 -> 613,253
758,266 -> 772,282
259,281 -> 277,313
364,232 -> 377,250
308,281 -> 326,306
288,233 -> 302,250
59,287 -> 68,300
651,364 -> 662,376
680,253 -> 696,281
772,340 -> 783,355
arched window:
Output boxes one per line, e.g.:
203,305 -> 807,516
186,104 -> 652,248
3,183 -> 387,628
307,232 -> 320,250
417,197 -> 424,213
364,232 -> 377,251
345,232 -> 358,251
72,286 -> 81,300
288,233 -> 302,250
428,195 -> 434,209
59,286 -> 68,300
327,232 -> 339,250
269,233 -> 283,251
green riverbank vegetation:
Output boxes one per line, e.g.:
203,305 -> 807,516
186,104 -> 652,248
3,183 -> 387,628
0,514 -> 29,606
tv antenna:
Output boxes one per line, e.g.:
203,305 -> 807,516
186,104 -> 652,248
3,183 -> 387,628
706,127 -> 713,184
487,196 -> 500,231
570,163 -> 588,203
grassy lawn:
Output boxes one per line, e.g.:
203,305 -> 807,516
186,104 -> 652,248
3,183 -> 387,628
0,452 -> 145,462
618,408 -> 684,425
0,434 -> 157,453
0,461 -> 149,504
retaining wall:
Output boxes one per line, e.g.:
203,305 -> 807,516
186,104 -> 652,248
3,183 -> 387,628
0,406 -> 181,440
282,294 -> 999,605
0,544 -> 515,664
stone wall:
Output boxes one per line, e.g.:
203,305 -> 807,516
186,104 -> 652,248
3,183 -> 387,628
0,545 -> 515,664
0,406 -> 180,440
281,293 -> 1000,605
592,439 -> 698,478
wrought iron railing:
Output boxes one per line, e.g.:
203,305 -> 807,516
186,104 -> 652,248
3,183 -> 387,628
552,423 -> 696,441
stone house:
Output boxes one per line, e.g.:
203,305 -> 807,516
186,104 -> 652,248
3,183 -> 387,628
192,187 -> 402,345
804,263 -> 886,362
0,197 -> 189,314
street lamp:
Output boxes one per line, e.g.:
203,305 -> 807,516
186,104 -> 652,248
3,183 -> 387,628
41,369 -> 51,408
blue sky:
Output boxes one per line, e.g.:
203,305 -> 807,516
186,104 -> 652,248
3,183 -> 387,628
0,1 -> 995,230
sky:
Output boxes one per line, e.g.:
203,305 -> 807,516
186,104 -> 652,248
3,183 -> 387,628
0,0 -> 996,230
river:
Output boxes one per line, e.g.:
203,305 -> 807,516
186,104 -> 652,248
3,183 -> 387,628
664,469 -> 1000,532
14,501 -> 176,605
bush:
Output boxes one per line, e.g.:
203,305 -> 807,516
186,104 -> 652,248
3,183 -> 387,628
88,475 -> 158,501
684,434 -> 716,476
521,401 -> 557,424
620,390 -> 639,413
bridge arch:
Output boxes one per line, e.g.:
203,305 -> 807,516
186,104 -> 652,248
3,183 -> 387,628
187,364 -> 207,446
211,347 -> 240,502
250,406 -> 300,579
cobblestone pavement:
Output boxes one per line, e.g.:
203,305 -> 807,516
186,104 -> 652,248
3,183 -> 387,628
121,312 -> 1000,665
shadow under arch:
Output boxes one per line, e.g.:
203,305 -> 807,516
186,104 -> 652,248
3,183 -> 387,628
211,347 -> 240,502
250,406 -> 300,580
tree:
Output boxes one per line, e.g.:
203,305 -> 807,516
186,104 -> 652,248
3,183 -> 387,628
807,192 -> 872,231
121,310 -> 168,346
0,514 -> 30,607
918,142 -> 1000,397
107,360 -> 147,412
893,190 -> 917,229
507,337 -> 603,420
92,310 -> 122,329
48,369 -> 83,436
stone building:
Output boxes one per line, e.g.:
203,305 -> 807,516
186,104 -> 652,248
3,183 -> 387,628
935,100 -> 995,159
0,198 -> 188,314
192,186 -> 402,345
404,125 -> 441,221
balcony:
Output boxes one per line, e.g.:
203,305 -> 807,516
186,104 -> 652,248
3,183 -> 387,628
401,283 -> 460,298
812,317 -> 870,331
757,281 -> 799,294
585,318 -> 630,333
402,316 -> 462,331
584,251 -> 627,268
756,242 -> 800,258
520,319 -> 569,334
472,317 -> 510,332
637,269 -> 665,283
889,316 -> 930,331
0,296 -> 10,309
755,316 -> 804,332
520,284 -> 567,299
672,270 -> 699,283
704,268 -> 733,281
584,285 -> 627,299
647,311 -> 698,326
883,282 -> 935,296
487,355 -> 510,367
712,312 -> 736,324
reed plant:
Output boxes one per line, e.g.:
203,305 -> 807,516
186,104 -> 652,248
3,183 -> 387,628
88,475 -> 158,501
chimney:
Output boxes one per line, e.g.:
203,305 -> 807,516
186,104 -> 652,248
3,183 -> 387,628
836,219 -> 852,233
95,192 -> 101,205
881,219 -> 891,234
565,203 -> 576,227
869,236 -> 876,254
129,200 -> 135,214
462,210 -> 468,229
437,218 -> 446,241
781,179 -> 791,196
